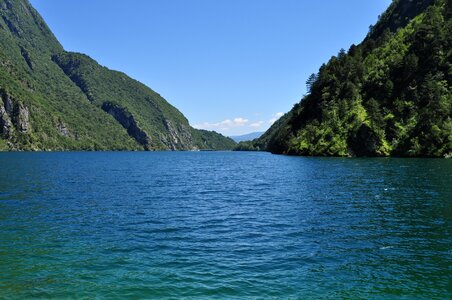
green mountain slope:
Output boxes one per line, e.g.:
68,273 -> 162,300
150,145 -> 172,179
0,0 -> 235,151
248,0 -> 451,157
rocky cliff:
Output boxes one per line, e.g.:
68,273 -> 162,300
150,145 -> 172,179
0,0 -> 235,151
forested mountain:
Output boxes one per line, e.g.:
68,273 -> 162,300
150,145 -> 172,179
242,0 -> 451,157
0,0 -> 235,150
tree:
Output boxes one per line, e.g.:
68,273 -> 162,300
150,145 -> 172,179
306,73 -> 318,94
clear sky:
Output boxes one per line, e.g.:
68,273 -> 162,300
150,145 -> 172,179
30,0 -> 391,136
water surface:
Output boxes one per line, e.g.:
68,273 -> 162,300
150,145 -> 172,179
0,152 -> 451,299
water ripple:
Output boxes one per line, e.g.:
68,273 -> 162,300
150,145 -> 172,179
0,152 -> 451,299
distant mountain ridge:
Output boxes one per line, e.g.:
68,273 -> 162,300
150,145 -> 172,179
230,132 -> 264,143
243,0 -> 451,157
0,0 -> 235,151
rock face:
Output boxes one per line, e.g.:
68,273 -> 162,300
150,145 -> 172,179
2,92 -> 13,113
101,102 -> 151,150
0,0 -> 236,151
0,89 -> 30,139
56,121 -> 71,137
52,51 -> 235,151
15,102 -> 29,132
161,119 -> 194,150
0,102 -> 13,137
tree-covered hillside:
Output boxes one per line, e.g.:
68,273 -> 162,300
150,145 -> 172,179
52,52 -> 236,150
244,0 -> 451,157
0,0 -> 235,151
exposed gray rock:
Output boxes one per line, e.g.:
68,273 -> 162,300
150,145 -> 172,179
15,102 -> 29,133
0,91 -> 14,137
0,90 -> 30,135
101,102 -> 151,149
3,92 -> 13,114
162,119 -> 179,150
160,119 -> 196,150
0,102 -> 13,137
57,122 -> 71,137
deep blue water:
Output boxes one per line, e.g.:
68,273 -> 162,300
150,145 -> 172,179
0,152 -> 451,299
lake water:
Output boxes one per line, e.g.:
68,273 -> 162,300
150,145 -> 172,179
0,152 -> 450,299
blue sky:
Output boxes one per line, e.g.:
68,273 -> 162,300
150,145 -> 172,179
30,0 -> 391,136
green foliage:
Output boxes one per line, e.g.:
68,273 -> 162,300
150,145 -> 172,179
191,129 -> 236,150
253,0 -> 451,157
0,0 -> 234,151
235,140 -> 259,151
0,137 -> 8,150
305,73 -> 318,94
0,0 -> 140,150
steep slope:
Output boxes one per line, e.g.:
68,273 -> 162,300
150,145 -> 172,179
249,0 -> 451,157
51,52 -> 235,150
191,129 -> 237,150
235,114 -> 292,151
0,0 -> 235,151
0,0 -> 141,150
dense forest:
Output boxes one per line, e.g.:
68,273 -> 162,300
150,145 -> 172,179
239,0 -> 451,157
0,0 -> 235,151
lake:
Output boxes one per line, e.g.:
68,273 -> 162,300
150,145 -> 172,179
0,152 -> 450,299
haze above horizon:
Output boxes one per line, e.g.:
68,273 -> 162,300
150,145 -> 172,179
30,0 -> 391,136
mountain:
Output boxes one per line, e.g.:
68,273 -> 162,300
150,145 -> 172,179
0,0 -> 235,151
230,132 -> 264,143
245,0 -> 451,157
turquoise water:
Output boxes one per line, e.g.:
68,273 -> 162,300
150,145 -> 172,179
0,152 -> 451,299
